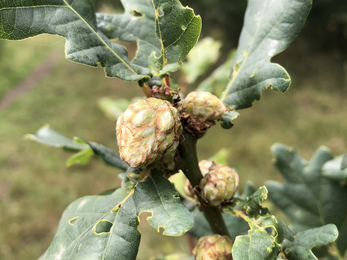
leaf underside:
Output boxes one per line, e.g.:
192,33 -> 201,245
220,0 -> 312,110
282,224 -> 339,260
0,0 -> 152,81
43,170 -> 193,260
0,0 -> 201,81
25,125 -> 88,151
97,0 -> 202,77
322,155 -> 347,181
25,125 -> 128,170
266,143 -> 347,258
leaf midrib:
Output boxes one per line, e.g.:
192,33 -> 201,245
61,0 -> 137,75
1,2 -> 138,75
220,0 -> 269,102
163,14 -> 197,52
97,14 -> 161,52
0,6 -> 65,10
101,195 -> 136,260
151,0 -> 165,66
283,155 -> 328,226
220,0 -> 294,102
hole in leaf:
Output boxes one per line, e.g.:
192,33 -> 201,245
138,212 -> 153,233
94,220 -> 113,234
158,227 -> 165,234
68,217 -> 78,225
132,10 -> 144,17
158,8 -> 164,16
265,227 -> 277,237
181,25 -> 187,31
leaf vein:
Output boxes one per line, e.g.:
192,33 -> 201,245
221,0 -> 296,102
62,0 -> 137,75
148,176 -> 178,232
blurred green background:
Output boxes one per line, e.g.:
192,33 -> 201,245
0,0 -> 347,259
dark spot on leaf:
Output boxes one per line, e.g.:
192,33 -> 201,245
94,220 -> 113,234
265,226 -> 277,237
132,10 -> 144,17
234,62 -> 240,71
68,217 -> 78,225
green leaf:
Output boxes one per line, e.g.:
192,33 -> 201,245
97,0 -> 202,77
87,142 -> 128,171
243,186 -> 268,218
257,215 -> 294,243
181,37 -> 221,84
134,169 -> 194,236
26,125 -> 128,170
223,208 -> 290,260
220,111 -> 240,130
148,0 -> 202,76
96,0 -> 161,69
224,205 -> 283,260
341,152 -> 347,170
322,155 -> 347,181
220,0 -> 312,109
222,184 -> 296,260
232,228 -> 281,260
282,224 -> 339,260
266,143 -> 347,258
44,169 -> 193,259
43,188 -> 141,260
99,187 -> 118,196
0,0 -> 151,81
25,125 -> 88,151
66,147 -> 95,167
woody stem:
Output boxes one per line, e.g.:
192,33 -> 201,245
178,129 -> 230,237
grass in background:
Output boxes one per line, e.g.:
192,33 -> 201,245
0,37 -> 59,99
0,35 -> 347,259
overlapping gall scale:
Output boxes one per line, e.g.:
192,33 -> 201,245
116,98 -> 182,168
193,234 -> 233,260
181,92 -> 227,121
199,161 -> 239,206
